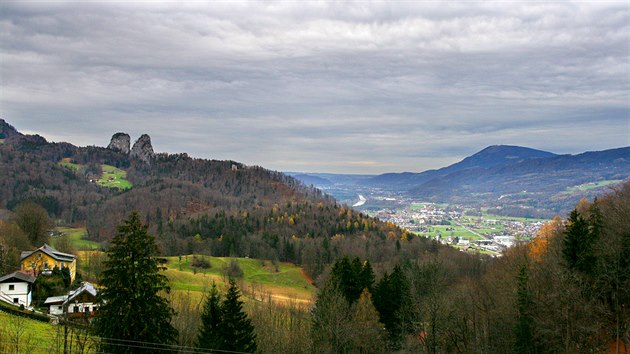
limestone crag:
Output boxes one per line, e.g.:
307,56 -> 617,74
130,134 -> 155,163
107,132 -> 131,154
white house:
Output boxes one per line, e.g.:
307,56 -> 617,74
0,271 -> 36,308
44,295 -> 67,316
44,282 -> 99,317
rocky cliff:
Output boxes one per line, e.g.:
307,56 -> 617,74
130,134 -> 155,163
107,132 -> 131,154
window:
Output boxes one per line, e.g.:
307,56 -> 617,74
13,298 -> 18,304
8,285 -> 14,291
73,306 -> 79,313
58,306 -> 63,310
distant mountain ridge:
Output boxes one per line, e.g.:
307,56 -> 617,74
368,145 -> 557,187
291,144 -> 629,217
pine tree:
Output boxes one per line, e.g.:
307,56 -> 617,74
197,282 -> 224,350
94,211 -> 177,353
563,209 -> 598,274
220,279 -> 257,353
373,265 -> 410,346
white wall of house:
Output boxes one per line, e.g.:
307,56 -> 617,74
0,282 -> 31,308
67,302 -> 98,314
49,304 -> 64,316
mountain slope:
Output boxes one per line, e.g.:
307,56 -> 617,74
409,147 -> 630,215
0,120 -> 416,279
368,145 -> 556,188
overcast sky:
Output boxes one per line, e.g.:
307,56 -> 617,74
1,1 -> 628,174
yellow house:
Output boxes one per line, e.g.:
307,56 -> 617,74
20,244 -> 77,283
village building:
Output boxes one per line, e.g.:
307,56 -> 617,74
0,271 -> 36,308
20,244 -> 77,282
44,282 -> 99,317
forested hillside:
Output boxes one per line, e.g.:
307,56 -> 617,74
309,182 -> 629,353
0,120 -> 429,279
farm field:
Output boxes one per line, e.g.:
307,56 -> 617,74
414,224 -> 481,240
56,226 -> 100,250
477,214 -> 548,222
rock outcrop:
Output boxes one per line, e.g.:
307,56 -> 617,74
130,134 -> 155,164
107,132 -> 131,154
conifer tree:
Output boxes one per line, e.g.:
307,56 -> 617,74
563,209 -> 598,274
197,282 -> 224,350
220,278 -> 257,353
94,211 -> 177,353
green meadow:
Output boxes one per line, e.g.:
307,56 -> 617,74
56,226 -> 101,250
96,164 -> 132,190
58,159 -> 133,190
563,179 -> 622,194
163,255 -> 315,303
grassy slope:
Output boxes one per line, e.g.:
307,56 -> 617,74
56,226 -> 100,250
74,250 -> 315,304
0,311 -> 56,354
58,158 -> 132,190
562,179 -> 623,194
164,256 -> 315,304
97,164 -> 132,190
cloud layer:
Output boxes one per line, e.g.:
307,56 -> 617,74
1,1 -> 628,173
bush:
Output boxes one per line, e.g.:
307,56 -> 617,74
223,259 -> 244,279
191,255 -> 212,269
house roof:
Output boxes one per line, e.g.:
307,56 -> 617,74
0,271 -> 36,284
44,295 -> 67,305
20,244 -> 76,263
44,282 -> 98,308
65,282 -> 97,305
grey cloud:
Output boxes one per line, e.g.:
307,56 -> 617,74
1,1 -> 627,173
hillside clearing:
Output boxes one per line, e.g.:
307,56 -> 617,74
56,226 -> 100,250
164,255 -> 315,304
58,159 -> 132,190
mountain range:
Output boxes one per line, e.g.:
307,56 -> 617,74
293,145 -> 629,217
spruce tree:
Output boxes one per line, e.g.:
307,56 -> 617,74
563,209 -> 598,274
220,278 -> 257,353
197,282 -> 224,350
94,211 -> 177,353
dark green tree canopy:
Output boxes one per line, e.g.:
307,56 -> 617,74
94,211 -> 177,353
197,279 -> 257,353
197,282 -> 225,350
